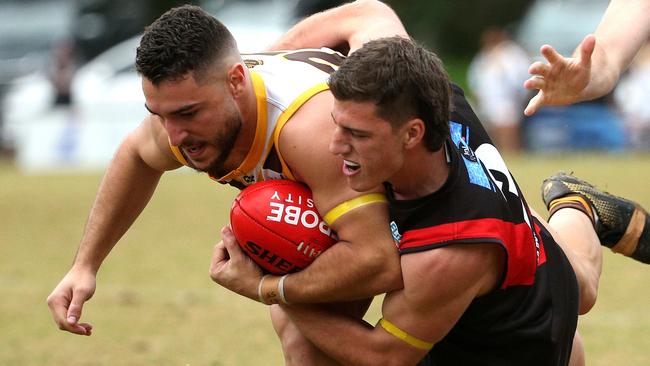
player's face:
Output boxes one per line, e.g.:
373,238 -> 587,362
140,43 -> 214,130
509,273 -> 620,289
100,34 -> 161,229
329,99 -> 406,192
142,74 -> 243,177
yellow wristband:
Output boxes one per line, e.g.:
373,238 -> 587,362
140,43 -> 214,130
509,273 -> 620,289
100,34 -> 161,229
378,318 -> 434,350
323,193 -> 388,225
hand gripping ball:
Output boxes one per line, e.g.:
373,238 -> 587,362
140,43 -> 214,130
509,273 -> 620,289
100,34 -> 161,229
230,180 -> 337,274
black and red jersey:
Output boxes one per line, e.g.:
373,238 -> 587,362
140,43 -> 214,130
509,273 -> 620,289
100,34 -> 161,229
388,85 -> 579,366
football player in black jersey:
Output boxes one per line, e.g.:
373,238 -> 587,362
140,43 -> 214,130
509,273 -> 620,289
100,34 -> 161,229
279,34 -> 649,366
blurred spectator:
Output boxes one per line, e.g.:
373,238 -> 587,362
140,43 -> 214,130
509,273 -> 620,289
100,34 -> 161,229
614,39 -> 650,150
47,39 -> 77,106
467,27 -> 530,152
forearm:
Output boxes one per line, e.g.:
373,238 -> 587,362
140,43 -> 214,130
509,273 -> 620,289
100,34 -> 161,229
272,195 -> 402,302
212,199 -> 401,303
284,304 -> 385,366
268,0 -> 407,53
575,42 -> 618,102
582,0 -> 650,99
73,141 -> 164,272
281,238 -> 401,303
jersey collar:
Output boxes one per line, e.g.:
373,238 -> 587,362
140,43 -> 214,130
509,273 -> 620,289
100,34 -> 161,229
214,70 -> 268,183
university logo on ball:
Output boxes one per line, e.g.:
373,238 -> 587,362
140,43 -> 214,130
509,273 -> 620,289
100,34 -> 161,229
230,180 -> 337,274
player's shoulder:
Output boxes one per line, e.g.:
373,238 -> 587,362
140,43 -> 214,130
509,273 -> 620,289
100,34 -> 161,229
127,114 -> 181,171
278,91 -> 336,174
244,48 -> 344,84
402,239 -> 504,303
242,48 -> 345,69
450,83 -> 472,113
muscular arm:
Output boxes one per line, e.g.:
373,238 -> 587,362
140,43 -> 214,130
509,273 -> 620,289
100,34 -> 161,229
283,244 -> 502,365
209,92 -> 402,303
268,0 -> 408,53
278,92 -> 401,302
524,0 -> 650,115
283,200 -> 399,302
72,117 -> 179,271
47,116 -> 181,334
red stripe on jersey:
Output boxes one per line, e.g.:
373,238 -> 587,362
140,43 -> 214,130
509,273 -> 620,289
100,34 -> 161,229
399,218 -> 547,288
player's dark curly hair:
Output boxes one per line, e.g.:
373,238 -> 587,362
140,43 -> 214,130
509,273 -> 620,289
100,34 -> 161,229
136,5 -> 238,85
329,36 -> 451,152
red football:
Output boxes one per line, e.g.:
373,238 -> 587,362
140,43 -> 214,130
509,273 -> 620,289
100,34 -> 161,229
230,180 -> 337,274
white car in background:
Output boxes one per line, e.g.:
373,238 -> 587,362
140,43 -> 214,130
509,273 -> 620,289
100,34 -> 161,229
2,0 -> 296,172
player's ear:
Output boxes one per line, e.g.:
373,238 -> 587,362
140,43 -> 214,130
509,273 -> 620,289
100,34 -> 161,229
402,118 -> 425,149
227,63 -> 246,97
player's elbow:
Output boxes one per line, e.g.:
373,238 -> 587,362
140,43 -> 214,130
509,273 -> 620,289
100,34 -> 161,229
351,0 -> 402,29
359,245 -> 403,293
352,0 -> 391,13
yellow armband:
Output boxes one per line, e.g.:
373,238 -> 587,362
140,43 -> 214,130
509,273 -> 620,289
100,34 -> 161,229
322,193 -> 387,226
378,318 -> 434,350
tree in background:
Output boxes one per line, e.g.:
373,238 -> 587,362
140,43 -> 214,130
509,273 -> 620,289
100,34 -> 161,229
388,0 -> 533,57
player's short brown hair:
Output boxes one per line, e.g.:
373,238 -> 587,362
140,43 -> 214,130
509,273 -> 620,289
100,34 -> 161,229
329,36 -> 452,151
136,5 -> 238,85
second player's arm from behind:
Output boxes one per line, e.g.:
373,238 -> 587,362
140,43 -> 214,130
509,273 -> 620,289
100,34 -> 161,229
270,0 -> 408,302
267,0 -> 408,54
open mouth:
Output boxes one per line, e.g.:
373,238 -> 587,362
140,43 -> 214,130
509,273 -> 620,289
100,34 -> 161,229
182,142 -> 207,159
343,159 -> 360,175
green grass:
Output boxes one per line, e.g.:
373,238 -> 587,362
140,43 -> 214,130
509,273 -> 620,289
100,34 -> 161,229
1,153 -> 649,365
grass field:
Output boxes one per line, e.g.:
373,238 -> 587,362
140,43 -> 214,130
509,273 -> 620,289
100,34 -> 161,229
1,153 -> 649,365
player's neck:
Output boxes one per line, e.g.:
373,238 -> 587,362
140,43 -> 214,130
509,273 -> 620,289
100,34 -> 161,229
235,71 -> 260,159
390,144 -> 449,200
240,68 -> 259,135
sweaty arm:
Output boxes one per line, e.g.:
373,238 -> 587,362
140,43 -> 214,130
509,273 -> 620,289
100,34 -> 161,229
46,115 -> 181,335
283,243 -> 502,365
267,0 -> 408,53
524,0 -> 650,115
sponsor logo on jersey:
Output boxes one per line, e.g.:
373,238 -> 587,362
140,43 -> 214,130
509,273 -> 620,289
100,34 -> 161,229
459,143 -> 478,162
243,59 -> 264,68
390,221 -> 402,246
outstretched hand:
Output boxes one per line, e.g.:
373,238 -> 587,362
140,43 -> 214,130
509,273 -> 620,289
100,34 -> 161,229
46,269 -> 96,336
523,34 -> 596,116
209,226 -> 264,301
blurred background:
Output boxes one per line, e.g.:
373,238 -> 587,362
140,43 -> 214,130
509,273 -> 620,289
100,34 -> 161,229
1,0 -> 649,365
3,0 -> 650,171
